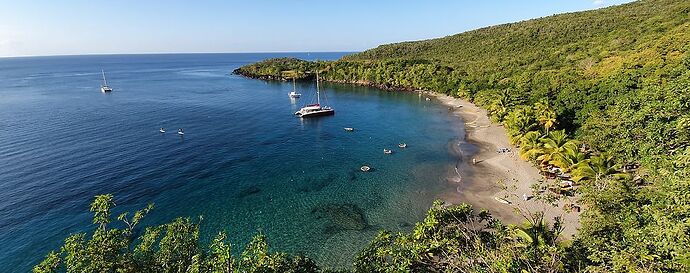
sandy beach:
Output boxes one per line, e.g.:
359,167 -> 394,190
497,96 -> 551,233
429,93 -> 580,237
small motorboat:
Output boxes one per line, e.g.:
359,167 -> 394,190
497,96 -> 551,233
425,97 -> 431,101
177,128 -> 184,136
360,165 -> 371,172
344,127 -> 354,132
159,128 -> 166,133
398,143 -> 407,148
383,149 -> 392,154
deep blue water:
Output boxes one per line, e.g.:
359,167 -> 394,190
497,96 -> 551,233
0,53 -> 462,271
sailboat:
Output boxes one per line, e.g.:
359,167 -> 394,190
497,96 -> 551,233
100,69 -> 113,93
288,77 -> 301,98
294,71 -> 334,118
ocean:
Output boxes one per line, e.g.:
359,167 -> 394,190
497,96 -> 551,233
0,53 -> 464,271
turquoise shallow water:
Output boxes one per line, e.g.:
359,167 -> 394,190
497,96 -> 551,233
0,53 -> 463,271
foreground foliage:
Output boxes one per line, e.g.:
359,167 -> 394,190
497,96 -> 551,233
353,201 -> 567,273
34,194 -> 321,273
37,196 -> 570,273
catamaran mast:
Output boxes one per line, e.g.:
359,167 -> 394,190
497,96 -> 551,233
101,69 -> 108,86
316,70 -> 320,105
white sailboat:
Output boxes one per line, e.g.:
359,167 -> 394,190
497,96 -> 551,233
294,71 -> 334,118
288,77 -> 301,98
100,69 -> 113,93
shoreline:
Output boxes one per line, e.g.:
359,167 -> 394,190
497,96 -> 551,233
428,92 -> 580,237
233,72 -> 581,236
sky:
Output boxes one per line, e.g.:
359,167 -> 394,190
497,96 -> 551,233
0,0 -> 635,57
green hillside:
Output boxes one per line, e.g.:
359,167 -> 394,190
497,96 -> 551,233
335,0 -> 690,158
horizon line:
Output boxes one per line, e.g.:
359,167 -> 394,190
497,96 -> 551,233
0,50 -> 362,60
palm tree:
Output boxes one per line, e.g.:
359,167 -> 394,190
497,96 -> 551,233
539,110 -> 557,134
488,99 -> 508,123
519,131 -> 545,161
507,211 -> 563,269
541,130 -> 568,150
505,106 -> 539,144
534,100 -> 558,134
550,142 -> 586,173
537,130 -> 569,166
570,161 -> 593,182
571,153 -> 627,182
487,89 -> 517,122
533,100 -> 549,114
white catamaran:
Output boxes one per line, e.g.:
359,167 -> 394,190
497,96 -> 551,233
294,71 -> 334,118
100,69 -> 113,93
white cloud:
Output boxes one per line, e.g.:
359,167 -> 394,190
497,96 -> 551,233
593,0 -> 605,6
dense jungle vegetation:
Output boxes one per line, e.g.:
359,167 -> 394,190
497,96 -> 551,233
39,0 -> 690,272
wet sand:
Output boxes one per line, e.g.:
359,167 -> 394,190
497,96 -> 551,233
428,93 -> 580,237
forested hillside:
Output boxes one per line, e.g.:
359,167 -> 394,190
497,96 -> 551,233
342,0 -> 690,135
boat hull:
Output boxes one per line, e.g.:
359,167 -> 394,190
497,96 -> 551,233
296,109 -> 335,118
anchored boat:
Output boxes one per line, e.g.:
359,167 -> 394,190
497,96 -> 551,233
288,77 -> 301,98
294,71 -> 334,118
100,69 -> 113,93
